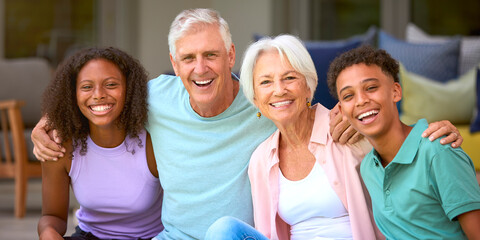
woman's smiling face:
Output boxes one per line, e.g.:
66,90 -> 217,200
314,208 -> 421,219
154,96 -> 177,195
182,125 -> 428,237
253,49 -> 311,125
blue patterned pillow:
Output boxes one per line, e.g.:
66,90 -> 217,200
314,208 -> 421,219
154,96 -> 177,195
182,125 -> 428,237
379,30 -> 460,83
471,67 -> 480,133
305,39 -> 362,109
406,23 -> 480,75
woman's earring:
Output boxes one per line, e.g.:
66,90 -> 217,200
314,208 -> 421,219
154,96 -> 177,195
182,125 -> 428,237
256,112 -> 261,119
306,99 -> 311,108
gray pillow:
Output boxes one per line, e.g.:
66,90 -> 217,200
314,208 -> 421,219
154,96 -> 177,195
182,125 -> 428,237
0,58 -> 51,128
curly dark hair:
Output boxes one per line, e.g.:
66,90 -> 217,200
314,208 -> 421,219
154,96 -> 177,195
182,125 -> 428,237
327,45 -> 399,100
42,47 -> 149,155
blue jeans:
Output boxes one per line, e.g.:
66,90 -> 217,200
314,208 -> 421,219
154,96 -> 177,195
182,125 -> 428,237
204,216 -> 270,240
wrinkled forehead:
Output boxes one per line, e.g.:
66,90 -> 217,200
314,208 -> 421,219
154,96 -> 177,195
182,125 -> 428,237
174,23 -> 226,56
180,22 -> 220,41
255,48 -> 298,75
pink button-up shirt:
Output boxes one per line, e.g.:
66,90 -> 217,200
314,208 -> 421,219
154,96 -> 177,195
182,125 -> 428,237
248,104 -> 384,240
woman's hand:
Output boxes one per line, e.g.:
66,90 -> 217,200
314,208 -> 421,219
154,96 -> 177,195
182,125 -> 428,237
329,104 -> 363,144
422,120 -> 463,148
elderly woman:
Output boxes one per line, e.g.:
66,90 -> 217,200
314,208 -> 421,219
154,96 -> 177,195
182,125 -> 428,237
205,35 -> 462,240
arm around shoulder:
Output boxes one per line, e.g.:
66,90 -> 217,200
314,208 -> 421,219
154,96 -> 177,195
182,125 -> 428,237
32,116 -> 66,161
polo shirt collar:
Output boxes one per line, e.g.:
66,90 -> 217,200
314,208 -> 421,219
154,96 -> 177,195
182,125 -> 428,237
389,118 -> 428,165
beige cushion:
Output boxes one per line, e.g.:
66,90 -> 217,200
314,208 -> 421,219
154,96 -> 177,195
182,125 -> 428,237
400,64 -> 477,125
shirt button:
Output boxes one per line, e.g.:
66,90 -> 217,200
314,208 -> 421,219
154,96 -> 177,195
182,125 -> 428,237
386,189 -> 391,195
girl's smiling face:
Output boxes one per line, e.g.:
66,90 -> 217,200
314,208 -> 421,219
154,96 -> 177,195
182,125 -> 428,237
76,58 -> 126,130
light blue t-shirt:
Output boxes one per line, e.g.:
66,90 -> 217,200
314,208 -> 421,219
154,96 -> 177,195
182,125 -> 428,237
361,119 -> 480,239
146,74 -> 276,240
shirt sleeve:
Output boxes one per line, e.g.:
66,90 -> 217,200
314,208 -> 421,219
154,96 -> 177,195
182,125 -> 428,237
429,147 -> 480,220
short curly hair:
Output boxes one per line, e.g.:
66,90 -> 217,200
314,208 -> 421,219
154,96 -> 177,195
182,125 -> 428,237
42,47 -> 149,155
327,45 -> 399,100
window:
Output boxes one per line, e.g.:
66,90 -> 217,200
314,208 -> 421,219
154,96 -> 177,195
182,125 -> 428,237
411,0 -> 480,36
4,0 -> 96,66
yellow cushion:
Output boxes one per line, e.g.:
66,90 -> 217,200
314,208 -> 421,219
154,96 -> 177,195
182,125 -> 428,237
457,125 -> 480,170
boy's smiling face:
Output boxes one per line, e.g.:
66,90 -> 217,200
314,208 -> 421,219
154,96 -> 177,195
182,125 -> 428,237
336,63 -> 402,140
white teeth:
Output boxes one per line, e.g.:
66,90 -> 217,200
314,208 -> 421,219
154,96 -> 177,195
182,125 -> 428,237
91,105 -> 112,112
271,100 -> 292,107
194,79 -> 213,85
357,110 -> 378,120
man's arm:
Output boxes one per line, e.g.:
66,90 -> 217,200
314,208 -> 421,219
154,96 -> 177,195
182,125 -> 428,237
31,116 -> 65,161
329,103 -> 463,147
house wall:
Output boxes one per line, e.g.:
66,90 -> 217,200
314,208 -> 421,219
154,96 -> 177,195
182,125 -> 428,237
137,0 -> 273,78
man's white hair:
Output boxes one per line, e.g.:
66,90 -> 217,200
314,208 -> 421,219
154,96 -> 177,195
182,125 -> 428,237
168,8 -> 232,60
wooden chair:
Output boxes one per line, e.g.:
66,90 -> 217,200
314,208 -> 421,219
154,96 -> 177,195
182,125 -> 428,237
0,99 -> 42,218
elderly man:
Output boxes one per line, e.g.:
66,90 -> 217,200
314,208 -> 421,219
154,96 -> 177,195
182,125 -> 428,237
145,9 -> 276,239
32,8 -> 462,240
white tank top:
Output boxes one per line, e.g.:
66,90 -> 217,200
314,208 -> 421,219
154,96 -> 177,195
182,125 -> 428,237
278,162 -> 353,240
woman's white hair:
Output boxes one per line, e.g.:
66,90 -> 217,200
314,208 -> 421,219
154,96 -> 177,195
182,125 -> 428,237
240,34 -> 318,105
168,8 -> 232,60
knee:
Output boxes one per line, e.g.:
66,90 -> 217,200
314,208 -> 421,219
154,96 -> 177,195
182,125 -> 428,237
204,216 -> 242,240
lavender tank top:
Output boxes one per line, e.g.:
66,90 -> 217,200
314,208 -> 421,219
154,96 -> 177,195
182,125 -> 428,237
69,130 -> 163,239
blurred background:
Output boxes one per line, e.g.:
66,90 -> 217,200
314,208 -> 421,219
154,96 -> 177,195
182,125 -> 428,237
0,0 -> 479,239
1,0 -> 479,76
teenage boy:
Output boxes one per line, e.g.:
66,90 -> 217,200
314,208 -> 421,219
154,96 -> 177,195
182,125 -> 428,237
327,45 -> 480,239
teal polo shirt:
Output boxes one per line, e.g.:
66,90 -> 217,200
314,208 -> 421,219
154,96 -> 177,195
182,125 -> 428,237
361,119 -> 480,239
